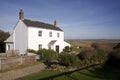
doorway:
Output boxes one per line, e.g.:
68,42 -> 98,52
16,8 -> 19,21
56,45 -> 59,53
8,45 -> 10,50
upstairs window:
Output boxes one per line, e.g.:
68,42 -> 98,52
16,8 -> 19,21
38,44 -> 42,50
57,33 -> 60,38
38,31 -> 42,37
49,32 -> 52,37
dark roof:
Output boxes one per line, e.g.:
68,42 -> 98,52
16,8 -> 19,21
22,19 -> 63,31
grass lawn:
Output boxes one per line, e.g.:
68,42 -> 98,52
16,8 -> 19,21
17,65 -> 120,80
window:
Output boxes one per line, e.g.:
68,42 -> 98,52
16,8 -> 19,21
57,33 -> 59,38
38,44 -> 42,50
38,31 -> 42,37
49,32 -> 52,37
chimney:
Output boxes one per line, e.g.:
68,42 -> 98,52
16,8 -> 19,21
19,9 -> 24,20
53,20 -> 57,27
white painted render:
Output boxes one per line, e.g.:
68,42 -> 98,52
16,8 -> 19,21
5,20 -> 70,54
27,27 -> 66,52
4,33 -> 14,51
14,20 -> 28,54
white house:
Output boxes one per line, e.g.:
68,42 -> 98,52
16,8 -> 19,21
5,9 -> 70,55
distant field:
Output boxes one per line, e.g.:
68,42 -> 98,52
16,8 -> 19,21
67,40 -> 119,52
17,65 -> 120,80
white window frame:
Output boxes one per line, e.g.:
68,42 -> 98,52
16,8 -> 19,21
38,30 -> 42,37
57,33 -> 59,38
49,32 -> 52,37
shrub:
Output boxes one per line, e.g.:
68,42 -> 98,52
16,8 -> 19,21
37,49 -> 57,62
27,49 -> 37,53
105,49 -> 120,68
113,43 -> 120,49
58,52 -> 79,67
91,43 -> 99,49
63,46 -> 71,52
93,49 -> 108,64
77,48 -> 95,60
105,43 -> 120,69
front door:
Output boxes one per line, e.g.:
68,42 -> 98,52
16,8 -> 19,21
56,45 -> 59,53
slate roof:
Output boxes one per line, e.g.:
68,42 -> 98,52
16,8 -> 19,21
4,33 -> 13,43
22,19 -> 63,31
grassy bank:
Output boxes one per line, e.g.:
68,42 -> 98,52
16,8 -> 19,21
17,65 -> 120,80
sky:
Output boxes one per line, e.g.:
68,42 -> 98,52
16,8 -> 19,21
0,0 -> 120,39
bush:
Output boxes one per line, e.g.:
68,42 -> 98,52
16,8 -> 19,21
63,46 -> 71,52
27,49 -> 37,53
77,48 -> 95,60
37,49 -> 57,62
105,43 -> 120,69
58,52 -> 79,67
93,49 -> 108,64
105,49 -> 120,68
113,43 -> 120,49
91,43 -> 99,49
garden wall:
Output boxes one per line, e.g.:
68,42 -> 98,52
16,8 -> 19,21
0,55 -> 36,70
0,63 -> 46,80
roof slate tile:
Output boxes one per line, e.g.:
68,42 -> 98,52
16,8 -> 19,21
22,19 -> 63,31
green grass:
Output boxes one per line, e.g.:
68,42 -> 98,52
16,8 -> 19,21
17,65 -> 120,80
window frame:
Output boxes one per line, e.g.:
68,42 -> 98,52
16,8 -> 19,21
38,30 -> 42,37
57,32 -> 60,38
49,31 -> 52,37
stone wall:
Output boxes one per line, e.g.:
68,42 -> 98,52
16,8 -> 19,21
0,55 -> 36,70
0,63 -> 46,80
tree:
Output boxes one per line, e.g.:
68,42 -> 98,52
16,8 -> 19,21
0,29 -> 10,52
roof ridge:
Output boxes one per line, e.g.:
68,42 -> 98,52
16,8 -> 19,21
23,19 -> 56,27
22,19 -> 63,31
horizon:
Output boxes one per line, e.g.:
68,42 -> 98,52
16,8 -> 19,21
0,0 -> 120,39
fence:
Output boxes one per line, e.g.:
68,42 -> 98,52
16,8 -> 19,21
0,55 -> 36,70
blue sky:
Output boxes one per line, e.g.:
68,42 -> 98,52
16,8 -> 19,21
0,0 -> 120,39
